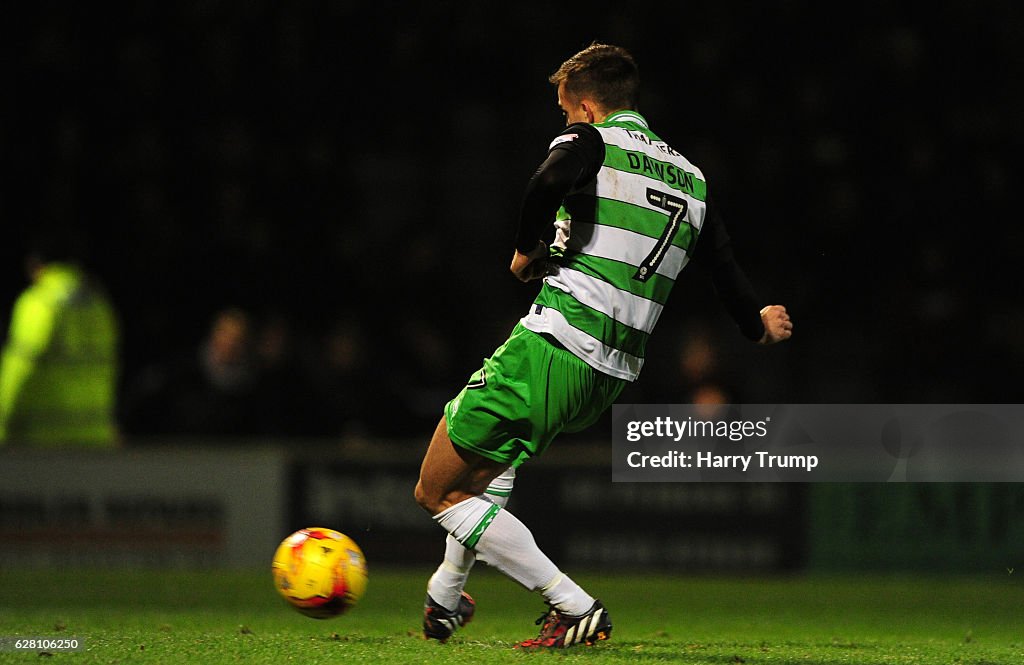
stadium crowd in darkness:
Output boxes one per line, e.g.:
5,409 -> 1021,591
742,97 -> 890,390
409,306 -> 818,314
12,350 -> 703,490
3,3 -> 1021,442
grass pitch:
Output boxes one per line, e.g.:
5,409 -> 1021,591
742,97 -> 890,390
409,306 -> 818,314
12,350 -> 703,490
0,566 -> 1020,664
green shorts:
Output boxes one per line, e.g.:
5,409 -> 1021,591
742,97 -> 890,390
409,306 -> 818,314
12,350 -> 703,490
444,322 -> 626,468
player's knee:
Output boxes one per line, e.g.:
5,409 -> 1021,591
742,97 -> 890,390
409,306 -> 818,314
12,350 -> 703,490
413,480 -> 440,515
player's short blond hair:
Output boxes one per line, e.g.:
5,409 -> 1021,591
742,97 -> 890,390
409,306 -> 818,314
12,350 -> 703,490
549,43 -> 639,111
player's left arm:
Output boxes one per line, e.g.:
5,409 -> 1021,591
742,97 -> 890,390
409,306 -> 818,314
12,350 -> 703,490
510,240 -> 552,282
694,196 -> 793,345
510,149 -> 580,281
511,124 -> 603,282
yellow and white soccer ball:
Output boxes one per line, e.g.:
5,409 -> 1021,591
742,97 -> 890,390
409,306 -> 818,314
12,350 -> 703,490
272,527 -> 368,618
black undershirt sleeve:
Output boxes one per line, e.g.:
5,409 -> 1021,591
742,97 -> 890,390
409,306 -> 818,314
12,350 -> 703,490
693,196 -> 766,341
514,123 -> 604,254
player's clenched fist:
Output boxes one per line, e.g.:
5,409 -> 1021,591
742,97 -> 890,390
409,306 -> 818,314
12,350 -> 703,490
758,305 -> 793,345
510,241 -> 552,282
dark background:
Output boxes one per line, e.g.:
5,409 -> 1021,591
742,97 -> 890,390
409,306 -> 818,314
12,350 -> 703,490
2,1 -> 1021,441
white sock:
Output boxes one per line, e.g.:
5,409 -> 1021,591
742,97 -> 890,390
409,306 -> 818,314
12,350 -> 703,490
427,468 -> 514,611
539,573 -> 594,616
433,493 -> 594,615
426,537 -> 475,611
483,466 -> 516,504
433,495 -> 501,550
477,510 -> 594,615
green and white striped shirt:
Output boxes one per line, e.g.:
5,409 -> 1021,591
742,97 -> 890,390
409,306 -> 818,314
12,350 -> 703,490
521,111 -> 708,381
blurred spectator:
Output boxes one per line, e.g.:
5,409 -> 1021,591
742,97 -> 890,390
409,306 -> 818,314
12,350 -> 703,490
676,323 -> 734,405
384,317 -> 460,438
0,230 -> 120,447
307,317 -> 375,438
249,311 -> 325,437
121,306 -> 265,439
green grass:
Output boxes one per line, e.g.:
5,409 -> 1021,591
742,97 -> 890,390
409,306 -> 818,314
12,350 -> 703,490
0,567 -> 1021,663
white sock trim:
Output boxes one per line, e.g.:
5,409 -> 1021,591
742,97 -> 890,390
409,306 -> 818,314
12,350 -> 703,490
440,559 -> 470,575
540,573 -> 565,593
433,496 -> 501,550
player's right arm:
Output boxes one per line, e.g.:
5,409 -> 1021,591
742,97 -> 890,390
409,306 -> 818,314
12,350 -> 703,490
693,196 -> 792,345
758,305 -> 793,344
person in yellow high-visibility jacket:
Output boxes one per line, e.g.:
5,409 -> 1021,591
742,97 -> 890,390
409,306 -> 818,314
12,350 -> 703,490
0,239 -> 120,447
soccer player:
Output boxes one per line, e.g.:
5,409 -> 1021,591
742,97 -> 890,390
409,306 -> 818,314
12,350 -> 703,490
413,43 -> 793,649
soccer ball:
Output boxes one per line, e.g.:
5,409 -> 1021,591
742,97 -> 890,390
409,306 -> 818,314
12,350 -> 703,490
272,527 -> 368,618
